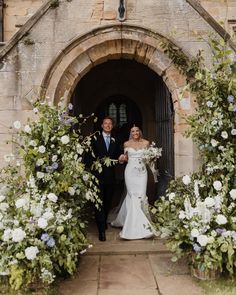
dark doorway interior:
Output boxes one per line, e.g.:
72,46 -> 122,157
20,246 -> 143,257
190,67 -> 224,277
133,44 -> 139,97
71,59 -> 174,203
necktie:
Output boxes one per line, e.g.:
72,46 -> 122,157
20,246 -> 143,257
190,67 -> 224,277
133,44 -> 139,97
105,135 -> 110,150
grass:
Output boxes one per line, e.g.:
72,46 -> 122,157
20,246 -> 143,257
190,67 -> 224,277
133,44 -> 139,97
199,277 -> 236,295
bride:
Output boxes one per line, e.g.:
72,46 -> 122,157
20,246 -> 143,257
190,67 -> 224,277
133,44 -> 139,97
112,125 -> 155,240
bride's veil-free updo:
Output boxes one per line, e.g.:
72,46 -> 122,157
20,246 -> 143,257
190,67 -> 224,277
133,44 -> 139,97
129,125 -> 143,140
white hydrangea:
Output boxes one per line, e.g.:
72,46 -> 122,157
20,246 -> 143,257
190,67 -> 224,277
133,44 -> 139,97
24,125 -> 31,133
168,192 -> 175,201
191,228 -> 200,238
213,181 -> 222,191
61,135 -> 70,144
15,198 -> 28,209
216,214 -> 227,225
2,229 -> 12,241
29,140 -> 37,147
204,197 -> 215,208
229,189 -> 236,200
38,217 -> 48,229
197,234 -> 209,247
0,195 -> 6,202
13,120 -> 21,129
25,246 -> 39,260
36,172 -> 44,179
38,145 -> 46,153
0,202 -> 9,211
47,193 -> 58,203
12,228 -> 26,242
182,175 -> 191,185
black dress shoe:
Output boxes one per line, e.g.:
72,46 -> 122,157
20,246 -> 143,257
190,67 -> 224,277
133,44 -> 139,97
99,232 -> 106,241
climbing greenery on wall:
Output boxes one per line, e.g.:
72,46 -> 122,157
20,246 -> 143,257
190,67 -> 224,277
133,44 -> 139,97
152,37 -> 236,277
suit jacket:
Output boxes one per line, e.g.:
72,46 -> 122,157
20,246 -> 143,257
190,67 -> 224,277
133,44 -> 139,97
91,133 -> 121,184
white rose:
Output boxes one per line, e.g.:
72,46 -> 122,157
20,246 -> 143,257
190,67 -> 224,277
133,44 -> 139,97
204,197 -> 215,208
47,193 -> 58,203
197,235 -> 209,247
229,189 -> 236,200
221,131 -> 228,139
12,228 -> 26,242
25,246 -> 39,260
168,192 -> 175,201
210,139 -> 218,147
36,172 -> 44,179
42,211 -> 54,220
231,129 -> 236,136
36,158 -> 44,166
213,181 -> 222,191
82,174 -> 89,182
24,125 -> 31,133
68,187 -> 75,196
38,146 -> 46,153
206,101 -> 213,107
61,135 -> 70,144
191,228 -> 200,238
15,198 -> 28,209
52,155 -> 58,162
216,214 -> 227,225
37,217 -> 48,229
182,175 -> 191,185
13,120 -> 21,129
0,195 -> 6,202
2,229 -> 12,241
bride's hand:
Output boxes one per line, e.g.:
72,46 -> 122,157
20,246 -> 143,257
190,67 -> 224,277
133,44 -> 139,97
118,154 -> 128,163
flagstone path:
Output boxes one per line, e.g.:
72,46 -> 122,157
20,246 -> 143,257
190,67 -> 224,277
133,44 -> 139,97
58,225 -> 205,295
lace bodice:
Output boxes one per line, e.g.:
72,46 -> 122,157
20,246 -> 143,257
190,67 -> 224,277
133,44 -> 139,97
124,147 -> 145,159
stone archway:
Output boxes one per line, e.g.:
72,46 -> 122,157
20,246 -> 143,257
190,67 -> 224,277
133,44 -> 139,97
40,24 -> 197,176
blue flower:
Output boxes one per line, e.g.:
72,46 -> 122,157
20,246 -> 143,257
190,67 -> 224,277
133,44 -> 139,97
51,162 -> 58,170
227,95 -> 234,103
41,233 -> 50,242
47,237 -> 55,248
216,228 -> 226,235
193,243 -> 202,253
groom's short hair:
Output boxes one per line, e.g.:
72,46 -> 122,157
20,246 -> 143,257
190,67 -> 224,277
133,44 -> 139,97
102,116 -> 114,124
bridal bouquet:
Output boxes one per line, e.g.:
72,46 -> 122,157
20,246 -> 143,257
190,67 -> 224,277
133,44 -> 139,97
142,142 -> 162,182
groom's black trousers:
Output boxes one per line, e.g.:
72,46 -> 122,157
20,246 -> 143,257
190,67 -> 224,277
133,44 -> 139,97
95,182 -> 114,233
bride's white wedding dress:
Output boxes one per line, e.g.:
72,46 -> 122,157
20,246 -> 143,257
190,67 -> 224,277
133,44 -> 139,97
111,147 -> 154,239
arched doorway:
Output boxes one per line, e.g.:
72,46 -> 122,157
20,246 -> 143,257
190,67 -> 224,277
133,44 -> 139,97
71,59 -> 174,203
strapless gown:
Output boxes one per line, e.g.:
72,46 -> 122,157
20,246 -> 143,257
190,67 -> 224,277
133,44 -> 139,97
111,147 -> 154,239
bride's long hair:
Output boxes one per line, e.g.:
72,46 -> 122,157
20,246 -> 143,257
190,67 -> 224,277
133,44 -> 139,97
129,125 -> 143,140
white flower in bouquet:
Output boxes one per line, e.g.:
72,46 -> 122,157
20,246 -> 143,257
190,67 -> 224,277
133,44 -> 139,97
231,129 -> 236,135
204,197 -> 215,208
61,135 -> 70,144
38,145 -> 46,153
216,214 -> 227,225
52,155 -> 58,162
2,229 -> 12,241
197,234 -> 209,247
13,120 -> 21,129
142,142 -> 162,164
12,228 -> 26,242
36,158 -> 44,166
15,198 -> 28,209
191,228 -> 200,238
229,189 -> 236,200
24,125 -> 31,133
182,175 -> 191,185
43,211 -> 54,220
221,131 -> 228,139
210,139 -> 218,147
213,181 -> 222,191
179,210 -> 186,220
168,192 -> 175,201
47,193 -> 58,203
0,195 -> 6,202
38,217 -> 48,229
25,246 -> 39,260
68,187 -> 75,196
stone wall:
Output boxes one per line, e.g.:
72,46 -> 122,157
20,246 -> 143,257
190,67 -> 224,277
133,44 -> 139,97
0,0 -> 231,175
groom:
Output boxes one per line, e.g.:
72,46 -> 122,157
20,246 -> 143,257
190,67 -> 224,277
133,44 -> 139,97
91,116 -> 122,241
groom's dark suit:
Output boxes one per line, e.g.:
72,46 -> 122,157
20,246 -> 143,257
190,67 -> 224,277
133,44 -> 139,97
92,132 -> 121,235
